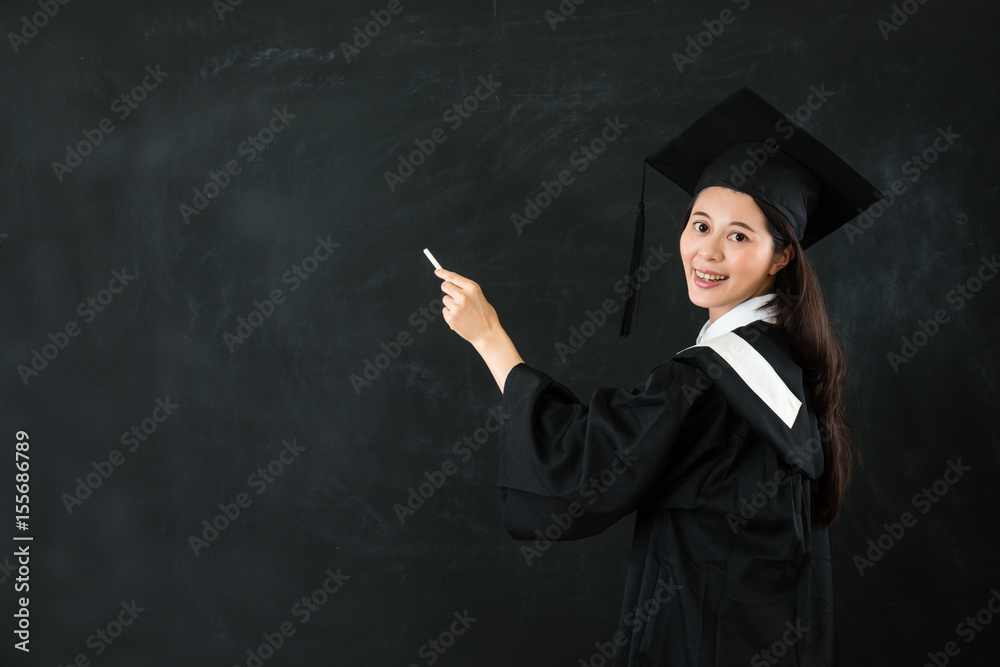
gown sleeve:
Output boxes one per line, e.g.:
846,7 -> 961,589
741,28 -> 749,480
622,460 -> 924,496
497,359 -> 715,540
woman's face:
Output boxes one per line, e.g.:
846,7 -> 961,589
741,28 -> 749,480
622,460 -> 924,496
679,186 -> 793,323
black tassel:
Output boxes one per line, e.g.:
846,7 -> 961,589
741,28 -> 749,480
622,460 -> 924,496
619,160 -> 647,337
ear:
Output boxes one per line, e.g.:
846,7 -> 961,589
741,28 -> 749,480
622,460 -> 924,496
769,244 -> 795,276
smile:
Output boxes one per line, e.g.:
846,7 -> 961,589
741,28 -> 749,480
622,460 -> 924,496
694,268 -> 729,282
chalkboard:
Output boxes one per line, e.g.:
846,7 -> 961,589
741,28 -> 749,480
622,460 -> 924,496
2,0 -> 999,665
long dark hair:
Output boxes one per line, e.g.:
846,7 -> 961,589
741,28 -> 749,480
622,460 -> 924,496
680,196 -> 860,526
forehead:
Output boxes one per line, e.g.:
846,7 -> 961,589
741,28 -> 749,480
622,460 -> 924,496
690,186 -> 766,226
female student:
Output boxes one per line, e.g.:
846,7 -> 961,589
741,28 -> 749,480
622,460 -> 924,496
433,88 -> 881,666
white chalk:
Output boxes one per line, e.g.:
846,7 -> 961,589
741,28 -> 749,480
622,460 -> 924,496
423,247 -> 443,270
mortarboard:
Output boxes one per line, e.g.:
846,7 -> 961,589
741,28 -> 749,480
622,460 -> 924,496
619,86 -> 883,337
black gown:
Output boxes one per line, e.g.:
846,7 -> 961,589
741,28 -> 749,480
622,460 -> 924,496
497,320 -> 839,666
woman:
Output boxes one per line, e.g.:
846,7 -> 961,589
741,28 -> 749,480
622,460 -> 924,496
433,88 -> 881,666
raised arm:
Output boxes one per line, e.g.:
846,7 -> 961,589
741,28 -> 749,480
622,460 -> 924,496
434,268 -> 524,392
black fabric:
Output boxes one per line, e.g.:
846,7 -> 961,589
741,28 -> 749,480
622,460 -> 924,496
497,321 -> 838,666
693,142 -> 820,245
644,87 -> 883,249
620,159 -> 647,338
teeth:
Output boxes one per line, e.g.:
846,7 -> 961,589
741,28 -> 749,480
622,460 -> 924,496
695,269 -> 728,282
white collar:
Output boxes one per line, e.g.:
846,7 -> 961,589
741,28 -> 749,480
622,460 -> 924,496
695,293 -> 778,345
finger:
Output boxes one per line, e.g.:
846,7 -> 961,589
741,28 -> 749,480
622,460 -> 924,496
439,278 -> 471,299
434,268 -> 478,291
435,269 -> 464,289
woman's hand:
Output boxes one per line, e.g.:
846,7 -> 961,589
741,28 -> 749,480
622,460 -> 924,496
434,268 -> 525,392
434,268 -> 501,348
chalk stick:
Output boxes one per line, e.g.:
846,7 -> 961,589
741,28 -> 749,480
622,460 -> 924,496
423,248 -> 443,270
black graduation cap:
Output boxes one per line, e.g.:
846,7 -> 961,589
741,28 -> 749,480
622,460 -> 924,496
619,86 -> 883,337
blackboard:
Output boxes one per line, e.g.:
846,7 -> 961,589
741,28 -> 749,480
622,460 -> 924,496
2,0 -> 999,665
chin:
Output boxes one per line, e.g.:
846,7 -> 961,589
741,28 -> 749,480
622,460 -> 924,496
687,286 -> 718,309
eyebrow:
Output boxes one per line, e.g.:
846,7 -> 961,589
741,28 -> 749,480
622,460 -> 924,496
691,211 -> 757,233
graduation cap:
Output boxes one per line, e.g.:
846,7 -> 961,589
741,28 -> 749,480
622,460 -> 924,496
619,86 -> 883,337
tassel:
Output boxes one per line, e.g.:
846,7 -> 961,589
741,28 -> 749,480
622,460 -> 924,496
619,160 -> 647,337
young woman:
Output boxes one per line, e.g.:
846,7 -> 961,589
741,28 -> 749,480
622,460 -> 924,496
432,88 -> 880,666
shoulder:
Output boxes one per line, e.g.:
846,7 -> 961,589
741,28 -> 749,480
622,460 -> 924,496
665,322 -> 801,421
674,321 -> 800,381
669,321 -> 823,479
670,321 -> 803,411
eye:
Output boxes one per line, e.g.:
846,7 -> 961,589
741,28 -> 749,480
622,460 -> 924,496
729,232 -> 747,242
692,220 -> 708,233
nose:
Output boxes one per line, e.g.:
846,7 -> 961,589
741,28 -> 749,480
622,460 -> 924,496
698,231 -> 724,260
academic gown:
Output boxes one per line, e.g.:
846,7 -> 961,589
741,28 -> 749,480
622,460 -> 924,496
497,320 -> 839,666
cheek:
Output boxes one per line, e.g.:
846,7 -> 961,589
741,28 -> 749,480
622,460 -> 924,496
678,232 -> 694,264
730,250 -> 770,277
